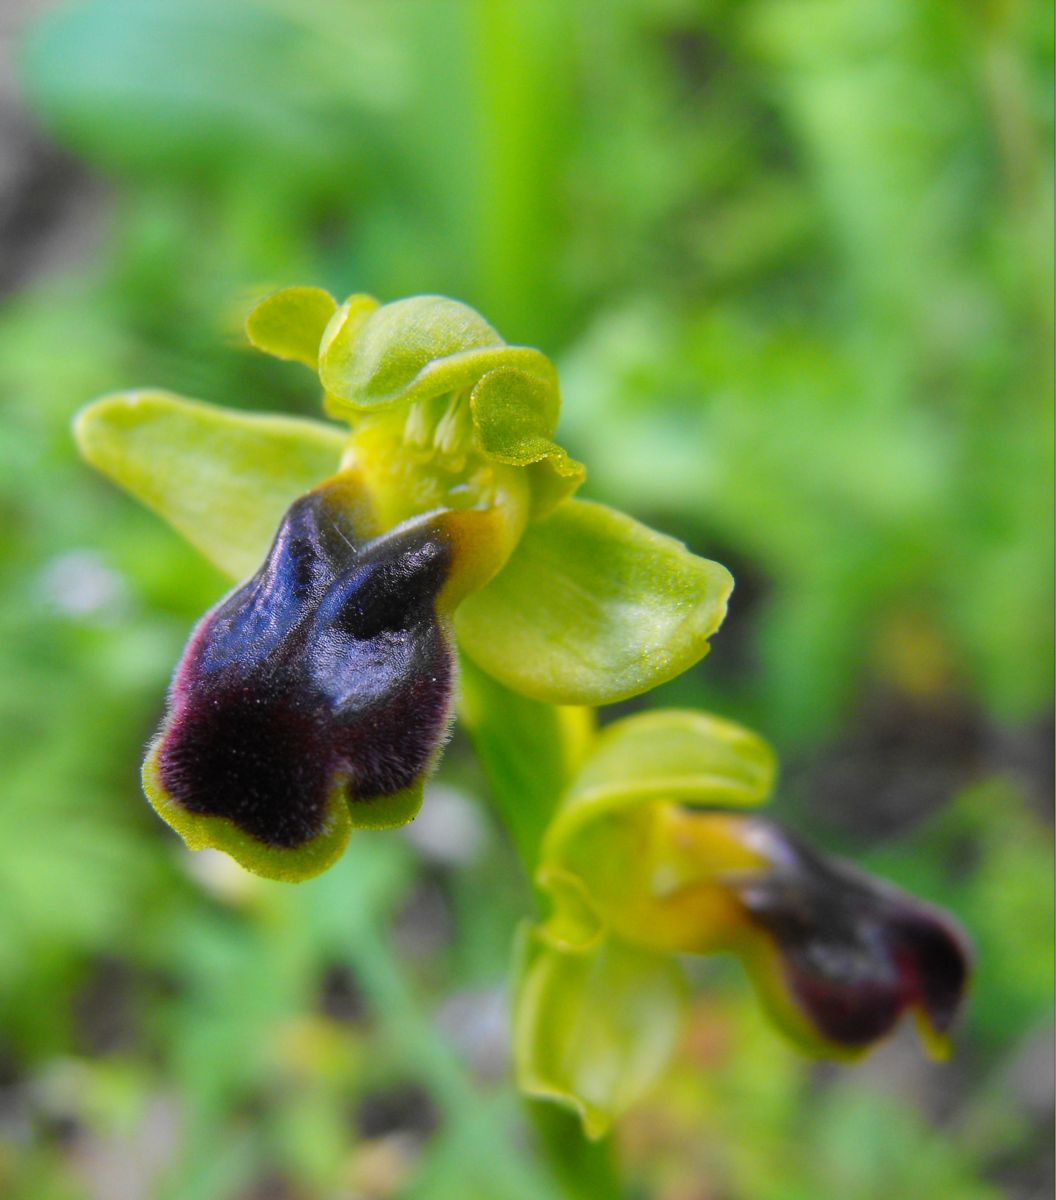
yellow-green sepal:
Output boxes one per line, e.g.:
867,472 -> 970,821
455,499 -> 734,705
245,286 -> 338,367
546,709 -> 777,856
513,927 -> 687,1140
73,390 -> 348,579
320,294 -> 555,414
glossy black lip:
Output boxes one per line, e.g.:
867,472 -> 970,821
730,820 -> 970,1048
154,481 -> 456,849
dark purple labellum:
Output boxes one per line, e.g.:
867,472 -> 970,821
730,821 -> 970,1049
153,480 -> 457,850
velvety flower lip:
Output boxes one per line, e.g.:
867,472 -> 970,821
143,473 -> 470,880
727,818 -> 971,1053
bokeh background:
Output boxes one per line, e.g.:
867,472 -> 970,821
0,1 -> 1052,1197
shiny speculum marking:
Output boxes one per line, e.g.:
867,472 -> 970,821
154,480 -> 455,848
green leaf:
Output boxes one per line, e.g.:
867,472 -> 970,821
320,294 -> 555,413
245,286 -> 337,367
74,390 -> 347,579
456,499 -> 734,705
514,932 -> 686,1139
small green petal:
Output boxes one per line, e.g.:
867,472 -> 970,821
74,390 -> 347,579
514,932 -> 686,1140
456,499 -> 734,705
535,867 -> 607,952
471,366 -> 585,515
524,456 -> 587,518
245,286 -> 338,367
317,292 -> 382,402
320,293 -> 555,414
470,366 -> 559,463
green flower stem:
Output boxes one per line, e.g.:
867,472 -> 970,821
526,1101 -> 626,1200
469,0 -> 572,342
458,657 -> 585,865
459,660 -> 627,1198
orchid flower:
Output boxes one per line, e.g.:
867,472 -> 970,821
513,709 -> 971,1137
74,289 -> 732,880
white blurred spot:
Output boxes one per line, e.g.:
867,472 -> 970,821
181,847 -> 260,904
38,549 -> 129,621
402,784 -> 487,866
434,986 -> 510,1081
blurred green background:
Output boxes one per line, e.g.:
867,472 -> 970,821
0,1 -> 1052,1197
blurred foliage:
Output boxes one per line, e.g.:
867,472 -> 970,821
0,0 -> 1051,1196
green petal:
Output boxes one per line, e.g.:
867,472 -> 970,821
471,366 -> 559,463
317,292 -> 382,404
245,286 -> 338,367
547,710 -> 776,858
456,499 -> 734,705
524,456 -> 586,518
471,366 -> 585,516
320,293 -> 554,413
74,390 -> 347,579
514,932 -> 686,1139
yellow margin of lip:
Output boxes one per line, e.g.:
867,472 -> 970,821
141,742 -> 353,884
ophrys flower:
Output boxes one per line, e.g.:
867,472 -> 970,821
75,289 -> 733,880
514,709 -> 971,1137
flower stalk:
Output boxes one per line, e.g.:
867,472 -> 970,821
73,286 -> 971,1147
